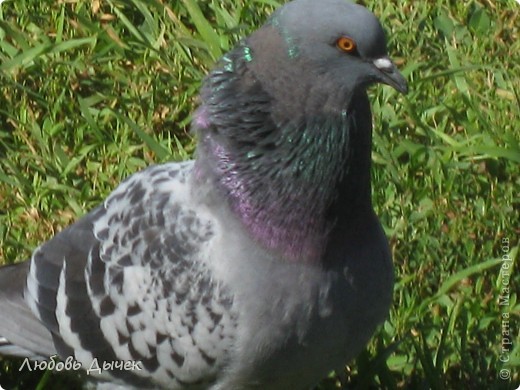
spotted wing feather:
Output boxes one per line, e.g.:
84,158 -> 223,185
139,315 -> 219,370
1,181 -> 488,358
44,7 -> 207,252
23,161 -> 237,388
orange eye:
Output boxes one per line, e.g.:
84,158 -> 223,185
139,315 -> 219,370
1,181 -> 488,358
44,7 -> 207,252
336,36 -> 357,53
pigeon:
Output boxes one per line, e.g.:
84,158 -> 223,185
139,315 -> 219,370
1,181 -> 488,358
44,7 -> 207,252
0,0 -> 407,388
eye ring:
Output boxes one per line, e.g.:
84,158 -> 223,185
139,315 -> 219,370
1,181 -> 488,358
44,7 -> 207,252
336,36 -> 357,53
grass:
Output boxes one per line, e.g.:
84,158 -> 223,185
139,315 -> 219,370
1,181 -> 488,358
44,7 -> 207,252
0,0 -> 518,389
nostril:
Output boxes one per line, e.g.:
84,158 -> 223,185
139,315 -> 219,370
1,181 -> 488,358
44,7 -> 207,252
373,57 -> 393,72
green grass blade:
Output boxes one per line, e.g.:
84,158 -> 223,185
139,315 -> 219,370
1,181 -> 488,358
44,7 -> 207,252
182,0 -> 222,59
111,110 -> 170,161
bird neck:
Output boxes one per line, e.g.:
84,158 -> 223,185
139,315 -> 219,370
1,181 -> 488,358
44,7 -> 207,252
193,44 -> 373,263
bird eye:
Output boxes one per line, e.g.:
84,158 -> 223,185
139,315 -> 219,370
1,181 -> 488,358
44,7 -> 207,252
336,36 -> 357,53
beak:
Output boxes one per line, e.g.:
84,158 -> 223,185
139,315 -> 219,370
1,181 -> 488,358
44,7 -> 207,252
373,57 -> 408,94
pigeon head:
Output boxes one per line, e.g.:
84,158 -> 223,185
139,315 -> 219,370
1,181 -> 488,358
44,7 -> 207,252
195,0 -> 407,262
269,0 -> 408,95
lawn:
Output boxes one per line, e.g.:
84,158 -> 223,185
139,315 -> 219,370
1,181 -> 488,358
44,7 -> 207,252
0,0 -> 518,389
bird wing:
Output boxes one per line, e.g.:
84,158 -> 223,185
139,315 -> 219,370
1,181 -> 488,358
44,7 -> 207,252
0,261 -> 57,360
0,161 -> 237,388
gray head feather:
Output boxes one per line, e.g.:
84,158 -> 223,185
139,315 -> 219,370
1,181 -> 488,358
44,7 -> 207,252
274,0 -> 388,58
269,0 -> 407,94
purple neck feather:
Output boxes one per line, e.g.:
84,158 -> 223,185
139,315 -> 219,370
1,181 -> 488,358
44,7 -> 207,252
193,107 -> 358,263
